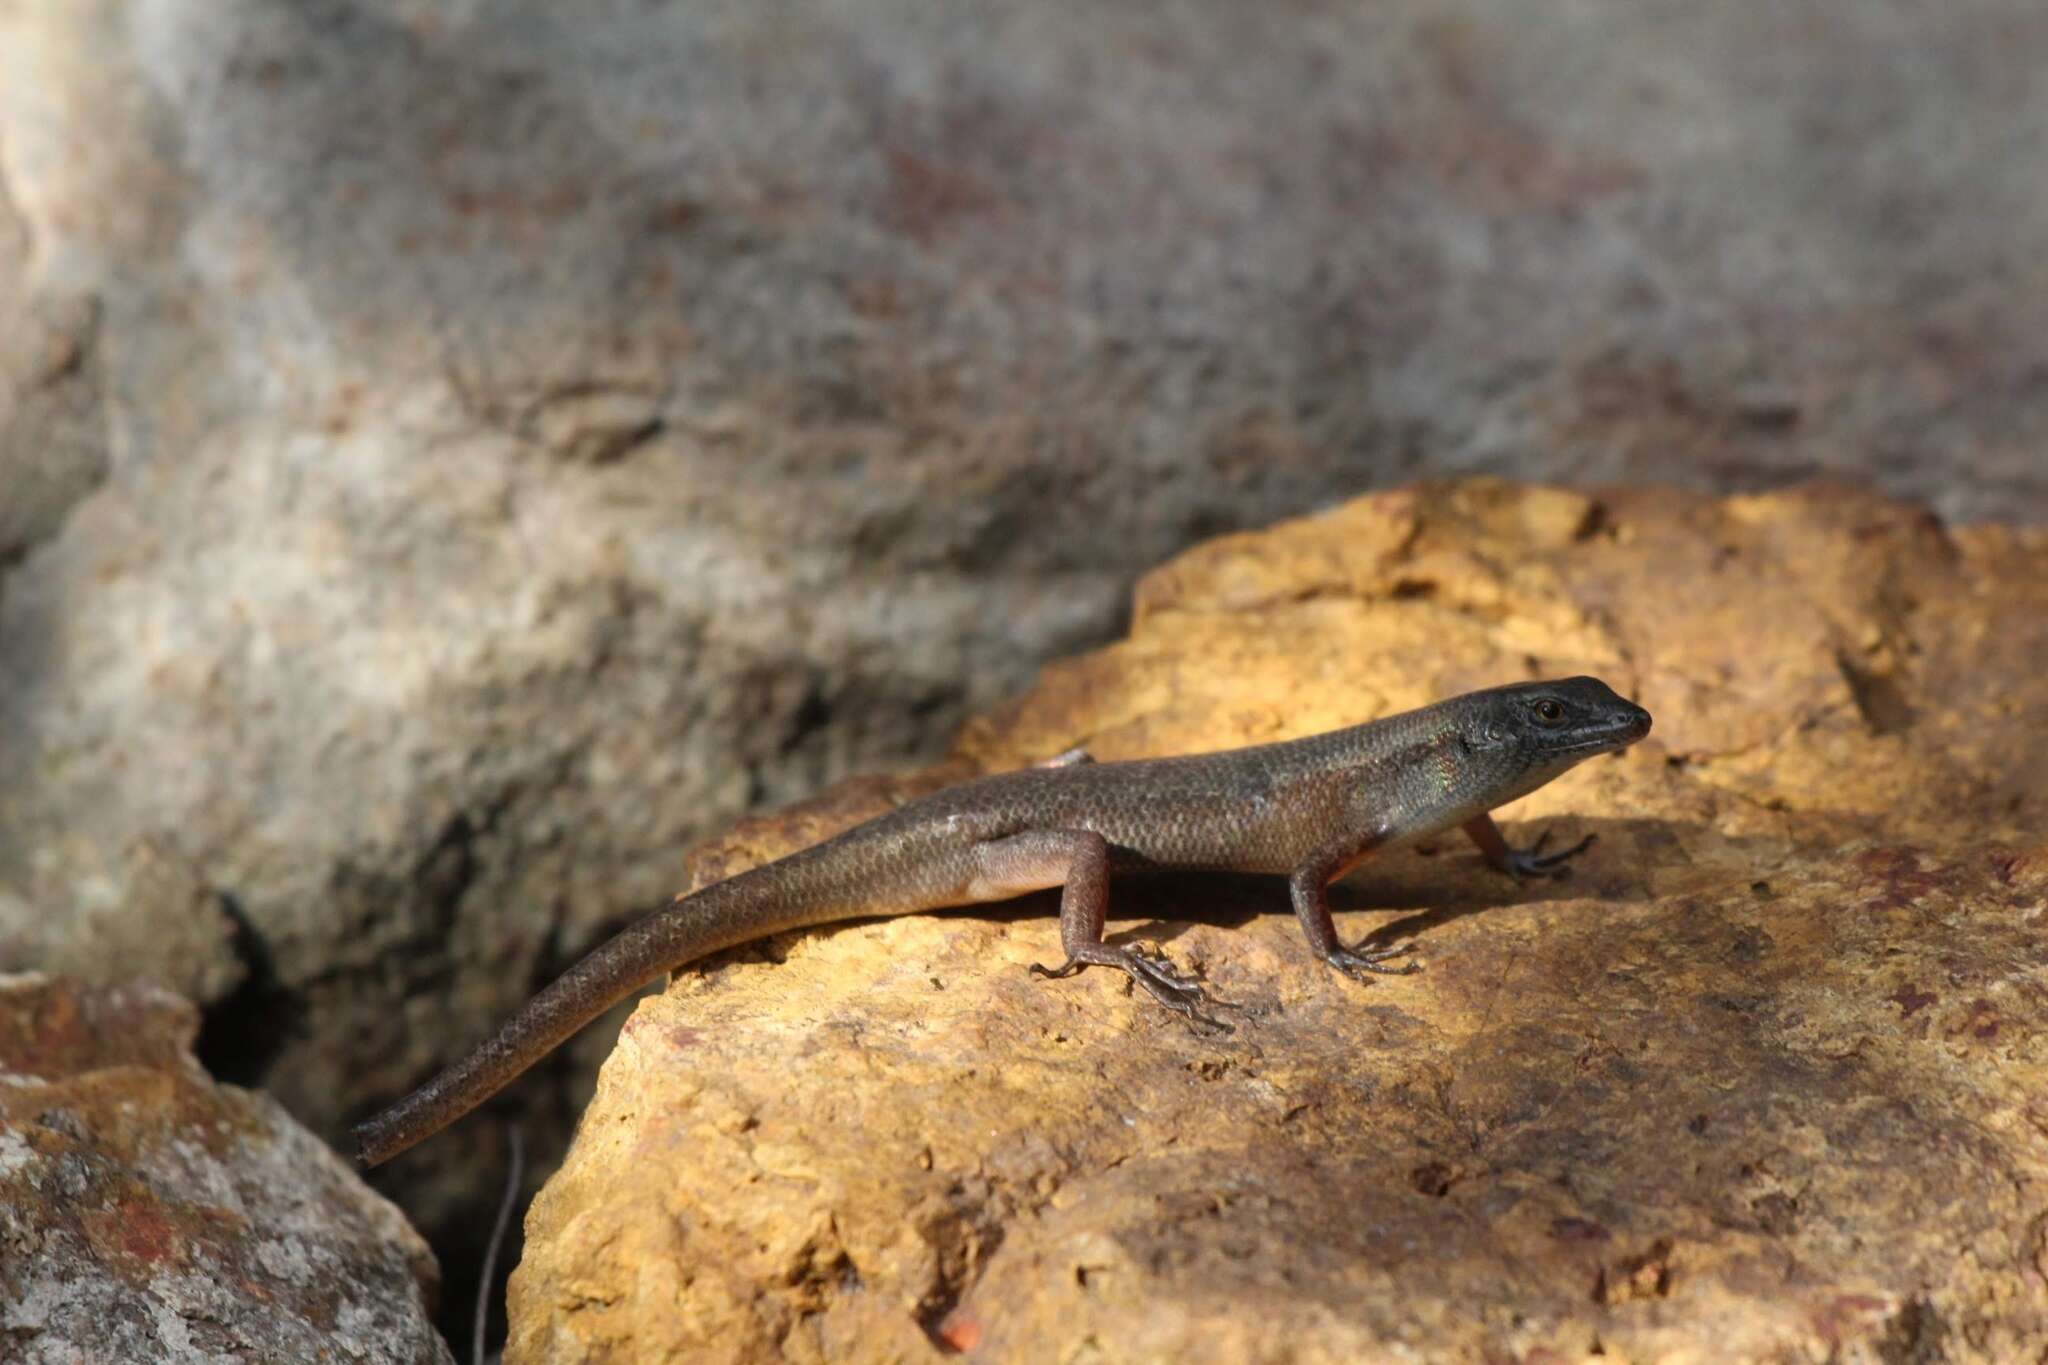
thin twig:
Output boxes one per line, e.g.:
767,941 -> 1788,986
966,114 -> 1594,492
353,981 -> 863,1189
473,1125 -> 525,1365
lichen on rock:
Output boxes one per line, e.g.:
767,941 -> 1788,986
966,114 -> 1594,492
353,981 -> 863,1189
0,973 -> 451,1364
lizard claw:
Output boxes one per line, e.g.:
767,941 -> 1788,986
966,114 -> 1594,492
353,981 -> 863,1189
1119,947 -> 1239,1034
1032,943 -> 1237,1034
1503,829 -> 1595,880
1120,942 -> 1204,993
1324,940 -> 1423,982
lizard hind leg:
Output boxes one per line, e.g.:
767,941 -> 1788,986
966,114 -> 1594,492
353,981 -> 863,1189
972,830 -> 1234,1033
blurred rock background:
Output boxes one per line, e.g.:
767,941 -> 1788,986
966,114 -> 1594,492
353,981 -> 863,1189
2,0 -> 2044,1344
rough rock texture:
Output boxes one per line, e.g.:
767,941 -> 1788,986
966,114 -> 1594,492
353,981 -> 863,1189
510,484 -> 2048,1363
0,973 -> 450,1364
5,0 -> 2048,1318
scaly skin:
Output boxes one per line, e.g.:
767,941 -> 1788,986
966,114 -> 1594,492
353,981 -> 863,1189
354,676 -> 1651,1166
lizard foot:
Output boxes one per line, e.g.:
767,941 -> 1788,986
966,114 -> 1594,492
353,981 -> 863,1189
1324,940 -> 1423,982
1502,828 -> 1595,880
1031,944 -> 1237,1033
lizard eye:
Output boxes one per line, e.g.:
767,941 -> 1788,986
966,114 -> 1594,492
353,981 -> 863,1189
1532,698 -> 1566,725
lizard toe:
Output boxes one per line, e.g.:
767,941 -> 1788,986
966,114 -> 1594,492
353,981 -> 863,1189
1506,830 -> 1596,879
1326,946 -> 1424,980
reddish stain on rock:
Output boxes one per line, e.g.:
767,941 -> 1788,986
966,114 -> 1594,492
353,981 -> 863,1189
1856,847 -> 1948,914
1950,999 -> 2001,1042
935,1310 -> 982,1352
1888,984 -> 1937,1018
116,1198 -> 182,1265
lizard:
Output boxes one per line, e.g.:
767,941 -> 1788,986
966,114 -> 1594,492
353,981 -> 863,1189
353,675 -> 1651,1166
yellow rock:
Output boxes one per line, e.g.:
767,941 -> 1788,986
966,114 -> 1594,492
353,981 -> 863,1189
509,481 -> 2048,1363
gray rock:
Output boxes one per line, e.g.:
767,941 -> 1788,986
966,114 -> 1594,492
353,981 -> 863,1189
0,973 -> 449,1364
1,0 -> 2045,1325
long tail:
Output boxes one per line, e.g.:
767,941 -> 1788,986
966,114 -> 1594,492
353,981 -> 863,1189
351,841 -> 882,1167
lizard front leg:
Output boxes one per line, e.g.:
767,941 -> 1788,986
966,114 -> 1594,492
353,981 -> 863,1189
1289,830 -> 1422,982
973,830 -> 1231,1031
1461,813 -> 1593,880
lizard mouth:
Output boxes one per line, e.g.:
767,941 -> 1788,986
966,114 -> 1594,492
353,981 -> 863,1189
1552,706 -> 1653,756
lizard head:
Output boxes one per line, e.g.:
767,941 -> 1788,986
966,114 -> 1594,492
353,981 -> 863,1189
1464,675 -> 1652,796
